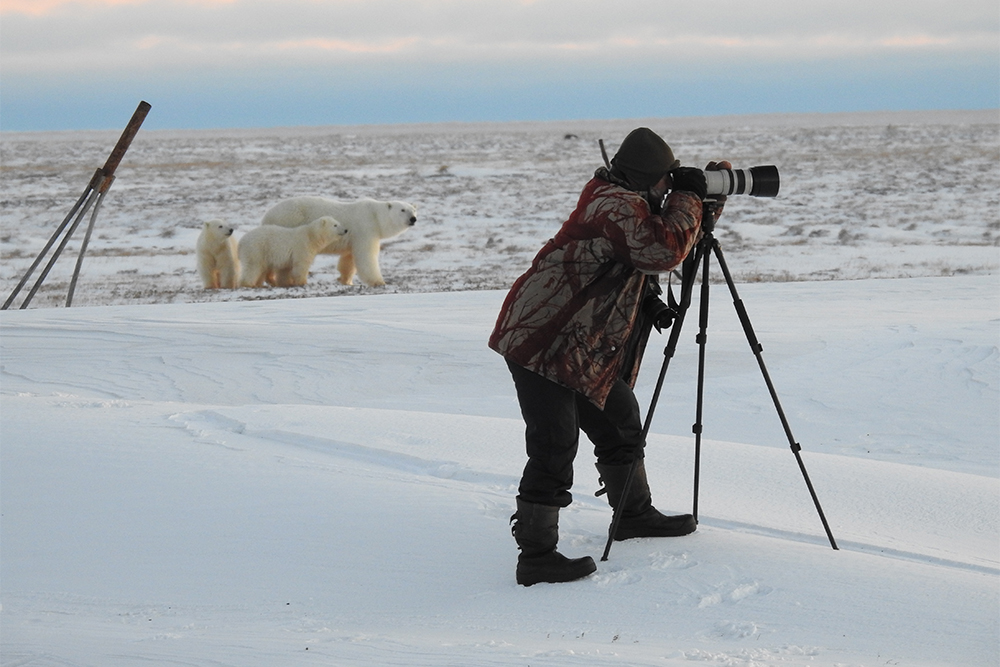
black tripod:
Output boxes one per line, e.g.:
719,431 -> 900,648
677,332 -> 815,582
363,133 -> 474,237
601,200 -> 839,561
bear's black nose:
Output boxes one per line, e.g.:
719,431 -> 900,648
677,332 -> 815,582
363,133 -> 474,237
409,216 -> 417,225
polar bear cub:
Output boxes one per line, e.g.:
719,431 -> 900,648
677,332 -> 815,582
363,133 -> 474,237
196,219 -> 240,289
238,215 -> 346,288
261,196 -> 416,287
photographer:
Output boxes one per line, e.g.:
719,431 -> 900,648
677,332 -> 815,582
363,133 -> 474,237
489,127 -> 730,586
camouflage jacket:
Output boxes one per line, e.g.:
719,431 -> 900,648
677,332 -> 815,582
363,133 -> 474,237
489,169 -> 703,408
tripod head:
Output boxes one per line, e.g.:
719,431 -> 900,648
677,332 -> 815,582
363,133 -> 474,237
700,199 -> 723,236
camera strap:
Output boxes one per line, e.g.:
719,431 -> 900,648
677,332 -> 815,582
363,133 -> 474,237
598,139 -> 612,169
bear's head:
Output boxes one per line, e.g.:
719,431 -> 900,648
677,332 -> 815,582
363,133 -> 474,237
376,201 -> 417,239
312,216 -> 348,242
204,219 -> 235,237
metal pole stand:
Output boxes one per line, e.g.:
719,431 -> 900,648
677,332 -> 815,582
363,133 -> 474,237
3,101 -> 151,310
601,200 -> 838,561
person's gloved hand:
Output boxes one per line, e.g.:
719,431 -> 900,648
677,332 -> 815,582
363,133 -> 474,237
670,167 -> 707,200
642,293 -> 675,333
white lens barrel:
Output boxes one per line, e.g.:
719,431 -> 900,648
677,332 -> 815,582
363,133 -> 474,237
705,168 -> 747,196
702,165 -> 778,197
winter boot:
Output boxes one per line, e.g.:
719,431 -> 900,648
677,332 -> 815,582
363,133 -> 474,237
510,498 -> 597,586
596,460 -> 696,540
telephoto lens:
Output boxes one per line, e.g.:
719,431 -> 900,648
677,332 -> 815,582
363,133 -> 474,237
704,165 -> 779,197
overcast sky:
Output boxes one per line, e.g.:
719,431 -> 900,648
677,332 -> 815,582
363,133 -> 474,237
1,0 -> 997,131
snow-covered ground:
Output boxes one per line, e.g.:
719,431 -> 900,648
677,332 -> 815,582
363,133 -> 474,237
1,276 -> 997,666
1,111 -> 998,665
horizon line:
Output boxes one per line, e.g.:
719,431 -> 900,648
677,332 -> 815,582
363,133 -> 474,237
3,107 -> 997,136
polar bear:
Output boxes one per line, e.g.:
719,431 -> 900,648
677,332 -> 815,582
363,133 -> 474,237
196,219 -> 240,289
261,197 -> 416,287
238,216 -> 346,288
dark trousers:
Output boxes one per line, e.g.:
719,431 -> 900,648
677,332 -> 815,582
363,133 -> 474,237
506,358 -> 645,508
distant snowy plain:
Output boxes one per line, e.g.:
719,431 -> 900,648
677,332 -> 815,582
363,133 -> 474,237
0,109 -> 997,305
1,110 -> 998,666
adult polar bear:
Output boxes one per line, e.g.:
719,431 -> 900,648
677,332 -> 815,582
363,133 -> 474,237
261,197 -> 416,287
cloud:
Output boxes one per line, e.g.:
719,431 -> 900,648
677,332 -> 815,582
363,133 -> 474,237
1,0 -> 996,129
2,0 -> 996,75
272,37 -> 421,55
0,0 -> 234,15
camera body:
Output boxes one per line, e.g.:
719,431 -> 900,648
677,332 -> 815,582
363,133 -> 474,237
704,165 -> 779,198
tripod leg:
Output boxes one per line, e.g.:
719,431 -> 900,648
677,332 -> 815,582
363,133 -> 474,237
692,240 -> 712,522
66,177 -> 113,307
710,240 -> 839,550
20,177 -> 106,310
600,240 -> 706,562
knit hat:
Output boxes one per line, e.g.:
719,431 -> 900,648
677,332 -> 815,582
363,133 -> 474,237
610,127 -> 680,191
